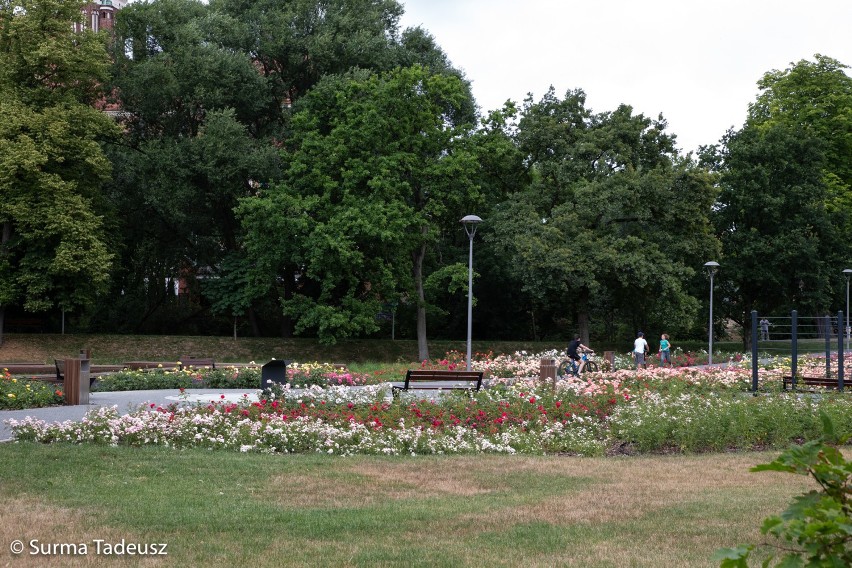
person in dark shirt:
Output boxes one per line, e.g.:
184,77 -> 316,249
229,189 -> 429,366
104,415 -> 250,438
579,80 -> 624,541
567,334 -> 592,373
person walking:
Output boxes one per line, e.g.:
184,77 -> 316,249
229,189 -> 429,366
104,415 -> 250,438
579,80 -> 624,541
759,318 -> 770,341
633,331 -> 649,370
659,333 -> 672,368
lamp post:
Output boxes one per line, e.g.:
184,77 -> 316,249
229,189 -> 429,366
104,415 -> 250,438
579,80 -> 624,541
461,215 -> 482,371
843,269 -> 852,340
704,261 -> 719,365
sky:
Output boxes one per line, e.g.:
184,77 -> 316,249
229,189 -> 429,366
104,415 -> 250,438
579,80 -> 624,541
398,0 -> 852,155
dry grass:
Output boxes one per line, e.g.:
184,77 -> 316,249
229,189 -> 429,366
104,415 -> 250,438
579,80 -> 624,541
0,446 -> 820,568
260,453 -> 812,567
0,496 -> 168,568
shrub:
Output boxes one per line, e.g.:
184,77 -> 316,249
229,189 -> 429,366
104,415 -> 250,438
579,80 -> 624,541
714,413 -> 852,567
1,369 -> 64,410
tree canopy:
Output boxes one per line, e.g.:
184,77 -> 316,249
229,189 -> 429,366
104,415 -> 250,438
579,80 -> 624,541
484,88 -> 719,343
237,65 -> 482,357
0,0 -> 118,342
2,0 -> 848,351
706,55 -> 852,335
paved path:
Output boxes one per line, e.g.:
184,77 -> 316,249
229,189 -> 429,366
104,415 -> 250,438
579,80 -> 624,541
0,389 -> 261,442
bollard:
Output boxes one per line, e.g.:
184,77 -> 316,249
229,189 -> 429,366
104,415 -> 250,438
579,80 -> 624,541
539,358 -> 557,389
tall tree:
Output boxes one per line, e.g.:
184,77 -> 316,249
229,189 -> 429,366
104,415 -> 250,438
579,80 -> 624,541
487,88 -> 719,344
238,66 -> 481,357
0,0 -> 118,343
103,0 -> 467,335
101,0 -> 281,333
711,124 -> 834,326
707,55 -> 852,337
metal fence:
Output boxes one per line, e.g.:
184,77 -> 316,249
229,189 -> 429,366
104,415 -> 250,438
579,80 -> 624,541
749,310 -> 846,392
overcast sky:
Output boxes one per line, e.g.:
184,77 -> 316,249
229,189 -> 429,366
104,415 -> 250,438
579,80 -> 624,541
398,0 -> 852,155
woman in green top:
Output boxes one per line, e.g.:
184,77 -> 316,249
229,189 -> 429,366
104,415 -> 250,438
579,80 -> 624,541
659,334 -> 672,367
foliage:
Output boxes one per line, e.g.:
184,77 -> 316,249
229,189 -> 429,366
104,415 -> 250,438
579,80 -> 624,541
485,87 -> 719,344
705,55 -> 852,334
93,366 -> 261,391
0,368 -> 63,410
714,413 -> 852,567
0,0 -> 118,341
238,65 -> 482,354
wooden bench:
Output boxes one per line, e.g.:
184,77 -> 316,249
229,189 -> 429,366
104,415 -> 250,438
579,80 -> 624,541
54,359 -> 100,387
783,375 -> 845,391
178,356 -> 216,370
392,369 -> 484,397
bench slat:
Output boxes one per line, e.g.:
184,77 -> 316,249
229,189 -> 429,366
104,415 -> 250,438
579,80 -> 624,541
783,375 -> 845,390
393,369 -> 484,396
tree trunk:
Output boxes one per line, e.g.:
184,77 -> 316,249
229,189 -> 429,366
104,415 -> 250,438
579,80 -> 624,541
578,311 -> 590,346
247,306 -> 260,337
577,288 -> 591,346
413,241 -> 429,362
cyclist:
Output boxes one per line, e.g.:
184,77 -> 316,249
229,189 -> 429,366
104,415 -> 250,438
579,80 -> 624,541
566,334 -> 593,374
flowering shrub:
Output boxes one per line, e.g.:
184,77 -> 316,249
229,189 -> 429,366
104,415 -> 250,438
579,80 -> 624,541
10,364 -> 852,456
0,369 -> 64,410
93,366 -> 260,391
287,362 -> 371,387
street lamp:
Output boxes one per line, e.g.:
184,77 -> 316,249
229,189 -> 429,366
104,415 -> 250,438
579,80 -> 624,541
704,261 -> 720,365
461,215 -> 482,371
843,269 -> 852,340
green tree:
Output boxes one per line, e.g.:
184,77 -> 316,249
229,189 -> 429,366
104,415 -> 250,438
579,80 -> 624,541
103,0 -> 466,336
707,55 -> 852,336
0,0 -> 118,343
709,124 -> 836,331
101,0 -> 281,333
238,66 -> 481,356
487,88 -> 719,343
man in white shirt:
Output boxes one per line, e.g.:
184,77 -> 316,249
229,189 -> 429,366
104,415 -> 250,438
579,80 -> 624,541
633,331 -> 649,369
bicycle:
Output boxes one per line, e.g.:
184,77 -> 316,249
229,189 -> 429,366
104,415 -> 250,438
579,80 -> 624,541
557,351 -> 599,377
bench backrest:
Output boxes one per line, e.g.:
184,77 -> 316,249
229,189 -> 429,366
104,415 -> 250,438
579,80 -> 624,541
785,375 -> 845,389
404,369 -> 483,390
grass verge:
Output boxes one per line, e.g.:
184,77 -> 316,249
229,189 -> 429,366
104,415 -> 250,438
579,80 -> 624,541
0,333 -> 753,365
0,444 -> 812,567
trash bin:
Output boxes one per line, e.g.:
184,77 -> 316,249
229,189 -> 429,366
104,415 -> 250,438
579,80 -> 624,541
261,359 -> 291,389
539,358 -> 557,388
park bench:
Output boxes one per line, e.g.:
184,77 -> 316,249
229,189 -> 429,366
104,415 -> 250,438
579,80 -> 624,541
782,374 -> 845,391
178,356 -> 216,370
392,369 -> 484,397
54,359 -> 101,387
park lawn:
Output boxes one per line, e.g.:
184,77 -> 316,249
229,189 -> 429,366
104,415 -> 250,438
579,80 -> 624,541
0,444 -> 812,567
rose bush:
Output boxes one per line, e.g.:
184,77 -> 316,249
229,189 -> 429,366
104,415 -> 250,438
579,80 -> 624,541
9,361 -> 852,456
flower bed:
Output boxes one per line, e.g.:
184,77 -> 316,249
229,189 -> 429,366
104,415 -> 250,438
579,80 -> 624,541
1,368 -> 64,410
9,363 -> 852,456
92,362 -> 373,392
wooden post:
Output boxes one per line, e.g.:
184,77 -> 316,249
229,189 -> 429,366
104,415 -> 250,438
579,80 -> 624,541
539,358 -> 557,389
63,358 -> 90,405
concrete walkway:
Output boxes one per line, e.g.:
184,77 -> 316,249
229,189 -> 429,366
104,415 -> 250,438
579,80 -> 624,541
0,389 -> 261,442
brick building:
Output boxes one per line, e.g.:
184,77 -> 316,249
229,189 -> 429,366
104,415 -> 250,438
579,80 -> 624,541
74,0 -> 126,34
